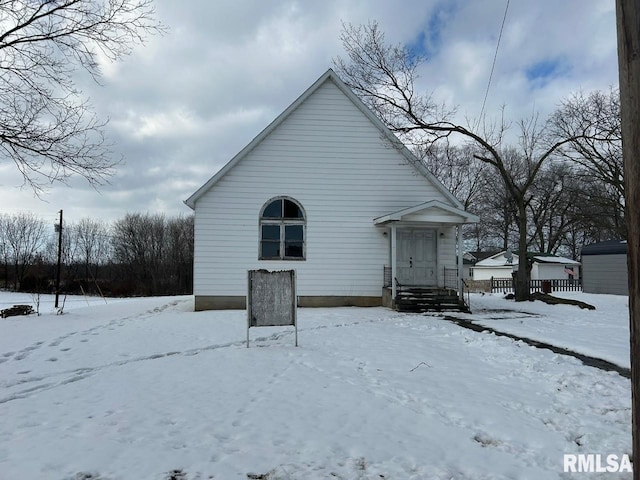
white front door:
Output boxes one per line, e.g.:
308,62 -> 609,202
397,229 -> 436,286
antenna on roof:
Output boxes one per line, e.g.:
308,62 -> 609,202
505,249 -> 513,264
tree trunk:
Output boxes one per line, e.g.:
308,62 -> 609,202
616,1 -> 640,477
515,202 -> 530,301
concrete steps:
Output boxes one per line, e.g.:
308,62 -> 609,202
395,287 -> 470,313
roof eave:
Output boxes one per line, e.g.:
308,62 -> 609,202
373,200 -> 479,225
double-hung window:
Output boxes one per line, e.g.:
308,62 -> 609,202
259,197 -> 305,260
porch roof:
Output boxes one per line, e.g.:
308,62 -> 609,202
373,200 -> 480,225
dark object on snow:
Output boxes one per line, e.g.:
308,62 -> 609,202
504,293 -> 515,300
529,292 -> 596,310
1,304 -> 35,318
164,470 -> 187,480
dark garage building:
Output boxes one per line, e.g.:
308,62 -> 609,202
581,240 -> 628,295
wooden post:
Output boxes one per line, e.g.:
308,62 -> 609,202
457,225 -> 464,301
54,209 -> 63,309
391,224 -> 397,300
616,1 -> 640,477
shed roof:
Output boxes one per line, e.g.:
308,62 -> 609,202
581,240 -> 627,256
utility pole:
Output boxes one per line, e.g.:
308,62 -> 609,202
55,210 -> 63,308
616,1 -> 640,477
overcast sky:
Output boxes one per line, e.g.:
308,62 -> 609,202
0,0 -> 618,225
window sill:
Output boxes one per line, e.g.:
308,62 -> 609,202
259,257 -> 306,261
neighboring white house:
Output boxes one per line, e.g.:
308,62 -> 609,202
463,250 -> 500,280
184,69 -> 479,311
471,251 -> 580,281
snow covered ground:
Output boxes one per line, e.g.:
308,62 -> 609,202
466,292 -> 630,369
0,292 -> 631,479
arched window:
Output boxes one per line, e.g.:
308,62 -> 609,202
259,197 -> 306,260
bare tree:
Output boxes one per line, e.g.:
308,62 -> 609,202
551,88 -> 625,238
0,215 -> 9,287
71,217 -> 110,288
476,170 -> 518,251
112,212 -> 171,294
0,0 -> 164,192
334,21 -> 585,300
526,161 -> 579,254
2,212 -> 47,289
166,215 -> 194,294
418,142 -> 493,249
417,142 -> 489,210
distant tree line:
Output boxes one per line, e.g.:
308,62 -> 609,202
0,212 -> 193,297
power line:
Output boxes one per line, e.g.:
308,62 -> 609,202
476,0 -> 510,130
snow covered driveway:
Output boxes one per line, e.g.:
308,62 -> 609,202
0,294 -> 631,479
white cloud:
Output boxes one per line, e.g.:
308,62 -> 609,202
0,0 -> 619,223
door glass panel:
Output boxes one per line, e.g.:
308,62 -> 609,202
414,232 -> 426,261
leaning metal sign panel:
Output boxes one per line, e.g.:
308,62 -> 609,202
247,269 -> 297,347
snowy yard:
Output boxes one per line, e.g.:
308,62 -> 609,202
0,292 -> 631,479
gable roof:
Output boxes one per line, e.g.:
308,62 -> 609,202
474,252 -> 516,268
465,250 -> 501,262
474,251 -> 580,267
184,68 -> 466,210
373,200 -> 479,224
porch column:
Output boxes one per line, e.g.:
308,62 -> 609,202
457,224 -> 464,300
391,223 -> 397,299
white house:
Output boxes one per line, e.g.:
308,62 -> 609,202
471,251 -> 580,281
463,250 -> 500,280
185,69 -> 479,311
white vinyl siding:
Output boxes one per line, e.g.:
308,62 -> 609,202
583,254 -> 628,295
472,267 -> 513,281
193,79 -> 457,298
436,226 -> 456,286
531,263 -> 579,280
